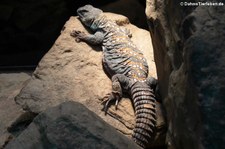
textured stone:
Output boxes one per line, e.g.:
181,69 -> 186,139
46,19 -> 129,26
15,13 -> 166,146
0,72 -> 31,148
146,0 -> 225,149
5,101 -> 141,149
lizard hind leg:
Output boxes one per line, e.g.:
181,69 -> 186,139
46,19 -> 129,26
102,74 -> 131,114
146,77 -> 161,102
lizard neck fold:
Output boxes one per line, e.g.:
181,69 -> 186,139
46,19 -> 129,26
91,14 -> 108,30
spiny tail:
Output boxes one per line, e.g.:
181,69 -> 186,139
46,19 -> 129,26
131,82 -> 156,148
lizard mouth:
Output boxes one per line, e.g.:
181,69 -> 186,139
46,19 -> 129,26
77,8 -> 88,19
76,5 -> 102,27
77,12 -> 84,19
77,11 -> 95,27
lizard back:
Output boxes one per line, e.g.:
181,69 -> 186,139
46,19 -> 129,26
95,15 -> 149,81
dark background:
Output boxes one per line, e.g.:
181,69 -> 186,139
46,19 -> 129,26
0,0 -> 147,70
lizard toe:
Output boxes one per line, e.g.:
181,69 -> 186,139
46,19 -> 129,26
102,92 -> 121,114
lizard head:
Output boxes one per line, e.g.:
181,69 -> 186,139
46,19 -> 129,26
77,5 -> 103,29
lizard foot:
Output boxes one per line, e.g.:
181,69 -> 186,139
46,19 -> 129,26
101,74 -> 124,115
102,92 -> 121,115
70,30 -> 86,42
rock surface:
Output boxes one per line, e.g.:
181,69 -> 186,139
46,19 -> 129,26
146,0 -> 225,149
5,101 -> 141,149
0,72 -> 31,148
15,12 -> 166,147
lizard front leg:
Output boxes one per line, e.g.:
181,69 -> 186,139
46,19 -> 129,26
70,30 -> 104,45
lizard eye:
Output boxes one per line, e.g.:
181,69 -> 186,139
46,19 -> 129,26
79,9 -> 88,13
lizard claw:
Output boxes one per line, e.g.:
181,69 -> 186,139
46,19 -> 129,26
70,30 -> 86,42
101,93 -> 111,104
102,92 -> 121,115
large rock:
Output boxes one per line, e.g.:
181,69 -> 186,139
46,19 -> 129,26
5,101 -> 141,149
15,13 -> 166,145
146,0 -> 225,149
0,72 -> 31,148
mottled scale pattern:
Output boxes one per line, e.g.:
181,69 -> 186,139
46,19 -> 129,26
100,18 -> 149,82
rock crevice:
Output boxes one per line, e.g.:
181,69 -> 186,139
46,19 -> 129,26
146,0 -> 225,149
